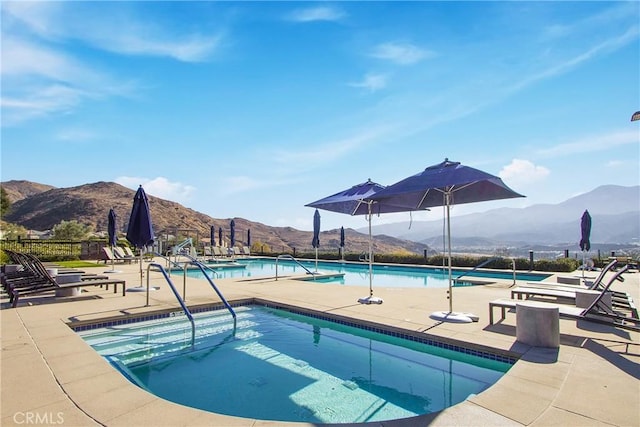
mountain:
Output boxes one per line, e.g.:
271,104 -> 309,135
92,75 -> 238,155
366,185 -> 640,249
0,180 -> 424,254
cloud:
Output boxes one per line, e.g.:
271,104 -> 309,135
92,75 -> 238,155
348,73 -> 388,92
499,159 -> 550,187
369,42 -> 432,65
537,129 -> 639,158
286,6 -> 345,23
115,177 -> 196,204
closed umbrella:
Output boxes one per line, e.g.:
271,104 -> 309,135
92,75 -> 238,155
340,226 -> 345,260
371,159 -> 524,322
247,229 -> 251,247
230,219 -> 236,248
580,210 -> 592,278
210,225 -> 216,247
104,208 -> 121,273
218,227 -> 223,248
126,186 -> 156,295
312,209 -> 321,272
306,179 -> 420,304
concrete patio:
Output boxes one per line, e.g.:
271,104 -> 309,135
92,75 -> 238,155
2,258 -> 638,426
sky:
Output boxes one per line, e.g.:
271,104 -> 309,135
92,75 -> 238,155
2,1 -> 639,233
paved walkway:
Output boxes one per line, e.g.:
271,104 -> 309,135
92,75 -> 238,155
2,259 -> 638,426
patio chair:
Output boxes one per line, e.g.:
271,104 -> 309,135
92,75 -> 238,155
8,254 -> 127,308
113,247 -> 134,264
489,265 -> 638,331
242,246 -> 251,256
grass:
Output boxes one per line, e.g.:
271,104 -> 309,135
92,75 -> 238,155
56,261 -> 104,269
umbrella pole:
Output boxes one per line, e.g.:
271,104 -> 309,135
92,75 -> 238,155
315,247 -> 318,272
368,209 -> 373,297
446,195 -> 453,313
111,245 -> 115,271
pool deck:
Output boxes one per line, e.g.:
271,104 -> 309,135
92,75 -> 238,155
2,259 -> 638,427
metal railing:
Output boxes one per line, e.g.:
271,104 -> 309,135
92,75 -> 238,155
275,254 -> 316,281
180,254 -> 237,331
453,257 -> 516,287
146,262 -> 195,347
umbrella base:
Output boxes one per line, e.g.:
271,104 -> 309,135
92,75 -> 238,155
126,286 -> 160,292
358,296 -> 383,304
429,311 -> 478,323
103,269 -> 122,274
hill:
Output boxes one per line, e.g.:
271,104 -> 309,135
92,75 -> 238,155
0,180 -> 424,254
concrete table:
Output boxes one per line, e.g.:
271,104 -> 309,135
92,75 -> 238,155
516,301 -> 560,348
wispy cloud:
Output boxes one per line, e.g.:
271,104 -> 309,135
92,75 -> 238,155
115,176 -> 196,204
369,42 -> 432,65
286,6 -> 345,23
537,129 -> 639,158
499,159 -> 550,188
348,73 -> 388,92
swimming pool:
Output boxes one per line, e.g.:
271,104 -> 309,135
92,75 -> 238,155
78,305 -> 512,424
185,258 -> 548,288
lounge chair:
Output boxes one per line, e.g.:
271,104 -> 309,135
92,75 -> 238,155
113,247 -> 135,263
8,254 -> 127,308
242,246 -> 251,256
489,265 -> 638,331
122,246 -> 136,258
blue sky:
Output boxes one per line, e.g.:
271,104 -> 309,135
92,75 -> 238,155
2,1 -> 639,232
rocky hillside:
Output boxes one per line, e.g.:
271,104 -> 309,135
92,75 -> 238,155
1,180 -> 425,254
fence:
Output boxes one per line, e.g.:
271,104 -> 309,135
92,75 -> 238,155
0,239 -> 107,261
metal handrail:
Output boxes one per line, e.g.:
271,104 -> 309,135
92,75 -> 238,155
180,254 -> 237,331
146,262 -> 195,347
275,254 -> 316,281
453,257 -> 517,287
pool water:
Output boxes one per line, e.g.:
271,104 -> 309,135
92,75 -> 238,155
79,305 -> 511,424
186,258 -> 548,288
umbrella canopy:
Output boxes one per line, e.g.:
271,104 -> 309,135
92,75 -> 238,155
210,225 -> 216,247
371,159 -> 524,318
340,226 -> 345,248
580,210 -> 591,252
306,179 -> 421,303
247,229 -> 251,247
632,111 -> 640,122
312,210 -> 321,248
230,219 -> 236,247
126,186 -> 155,289
218,227 -> 223,246
126,186 -> 155,249
108,208 -> 117,247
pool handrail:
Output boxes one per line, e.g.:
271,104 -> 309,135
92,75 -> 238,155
453,257 -> 516,287
146,262 -> 195,347
275,254 -> 316,281
180,254 -> 237,331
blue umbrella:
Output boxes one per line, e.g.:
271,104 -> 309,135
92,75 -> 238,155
580,210 -> 591,252
105,208 -> 120,273
218,227 -> 223,247
230,219 -> 236,248
126,186 -> 155,290
247,229 -> 251,247
306,179 -> 421,303
580,210 -> 592,278
340,226 -> 345,259
371,159 -> 524,320
312,209 -> 320,271
210,225 -> 216,247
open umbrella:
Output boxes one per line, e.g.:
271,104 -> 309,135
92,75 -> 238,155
126,186 -> 155,294
210,225 -> 216,247
580,210 -> 592,278
104,208 -> 121,273
312,209 -> 321,272
306,179 -> 421,304
371,159 -> 524,322
340,226 -> 345,260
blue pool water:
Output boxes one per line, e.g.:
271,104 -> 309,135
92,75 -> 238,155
78,305 -> 512,424
185,258 -> 548,288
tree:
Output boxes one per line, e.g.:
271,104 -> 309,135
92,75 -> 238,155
0,187 -> 10,218
0,221 -> 28,240
52,220 -> 93,240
